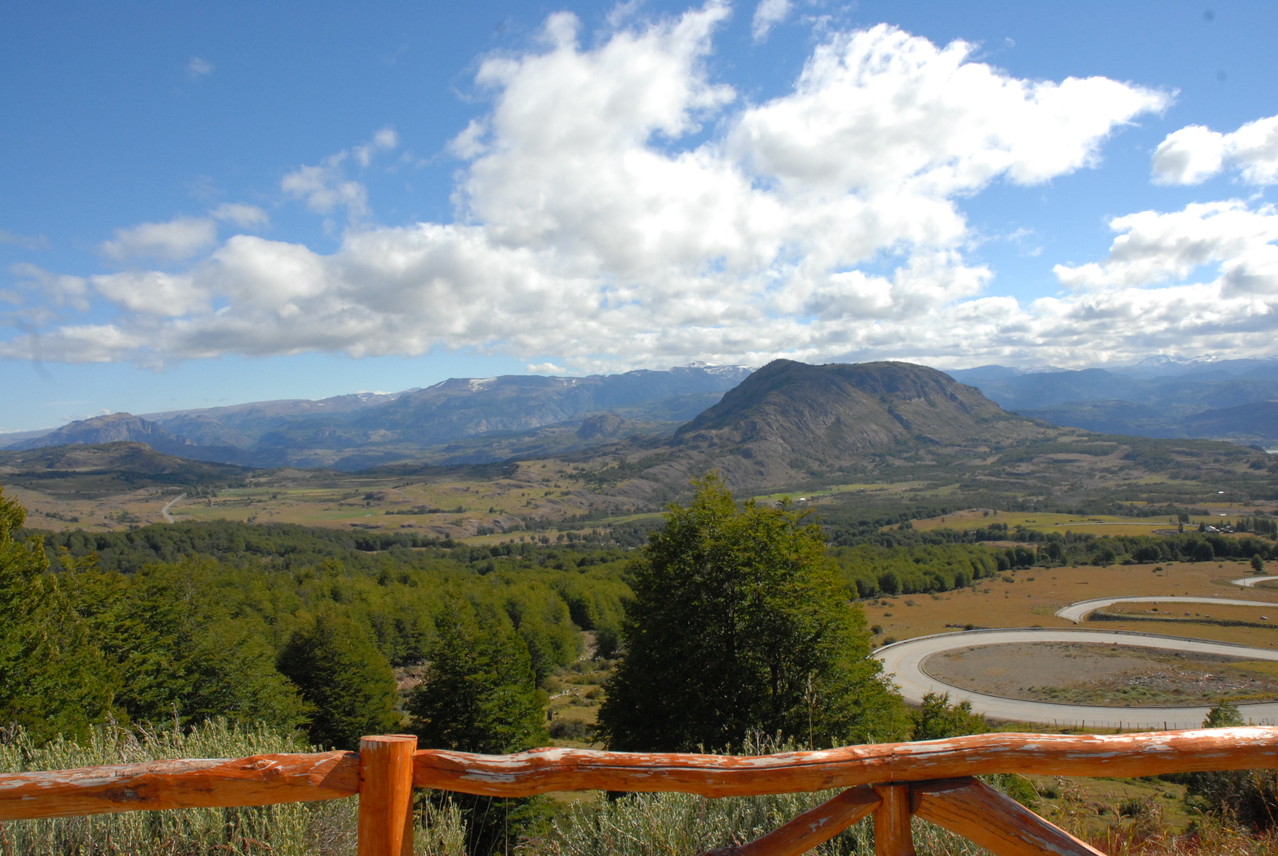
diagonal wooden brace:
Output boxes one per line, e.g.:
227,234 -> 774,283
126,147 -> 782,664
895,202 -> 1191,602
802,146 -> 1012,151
912,777 -> 1107,856
699,786 -> 880,856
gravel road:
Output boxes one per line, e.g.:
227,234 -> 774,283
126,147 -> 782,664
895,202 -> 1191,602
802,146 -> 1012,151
874,627 -> 1278,729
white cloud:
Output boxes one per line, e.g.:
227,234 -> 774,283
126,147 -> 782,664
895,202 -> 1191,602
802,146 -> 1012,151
18,10 -> 1247,373
100,216 -> 218,263
210,203 -> 269,229
1053,201 -> 1278,291
751,0 -> 790,42
1153,114 -> 1278,185
10,263 -> 89,313
281,128 -> 400,224
352,127 -> 399,167
91,271 -> 209,316
187,56 -> 214,80
729,24 -> 1168,195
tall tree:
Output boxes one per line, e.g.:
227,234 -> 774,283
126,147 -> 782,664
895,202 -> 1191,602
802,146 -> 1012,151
408,594 -> 548,755
599,474 -> 907,752
408,595 -> 549,856
277,607 -> 400,749
0,489 -> 114,742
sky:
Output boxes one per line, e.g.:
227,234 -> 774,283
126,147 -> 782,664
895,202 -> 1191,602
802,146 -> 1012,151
2,1 -> 1277,433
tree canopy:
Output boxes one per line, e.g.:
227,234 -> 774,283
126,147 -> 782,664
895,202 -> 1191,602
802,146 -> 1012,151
598,474 -> 907,752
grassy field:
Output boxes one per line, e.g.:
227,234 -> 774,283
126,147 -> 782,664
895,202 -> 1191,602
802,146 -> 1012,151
907,507 -> 1259,537
862,559 -> 1278,648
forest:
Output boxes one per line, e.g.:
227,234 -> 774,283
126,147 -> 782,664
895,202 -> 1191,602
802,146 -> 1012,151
5,483 -> 1278,854
8,486 -> 1278,747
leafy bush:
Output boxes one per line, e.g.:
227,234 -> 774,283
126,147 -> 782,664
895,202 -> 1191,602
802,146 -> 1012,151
0,719 -> 466,856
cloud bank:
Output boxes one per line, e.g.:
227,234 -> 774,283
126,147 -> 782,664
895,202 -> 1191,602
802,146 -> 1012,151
6,4 -> 1275,374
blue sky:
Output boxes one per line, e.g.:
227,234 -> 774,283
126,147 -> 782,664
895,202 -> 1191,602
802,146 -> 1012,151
3,1 -> 1277,433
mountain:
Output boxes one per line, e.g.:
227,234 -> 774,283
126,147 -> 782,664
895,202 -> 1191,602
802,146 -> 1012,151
614,360 -> 1056,495
948,359 -> 1278,446
4,365 -> 753,470
7,360 -> 1274,536
10,413 -> 194,455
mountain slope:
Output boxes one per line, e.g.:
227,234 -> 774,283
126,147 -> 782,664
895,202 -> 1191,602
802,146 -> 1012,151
619,360 -> 1055,494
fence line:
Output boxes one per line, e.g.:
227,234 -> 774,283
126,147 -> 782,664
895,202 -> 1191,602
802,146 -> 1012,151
4,727 -> 1278,856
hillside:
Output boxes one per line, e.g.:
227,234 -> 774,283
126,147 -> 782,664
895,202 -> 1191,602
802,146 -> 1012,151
611,360 -> 1055,495
0,442 -> 253,497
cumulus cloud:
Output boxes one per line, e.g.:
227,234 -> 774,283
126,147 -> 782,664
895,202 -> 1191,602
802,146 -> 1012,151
100,216 -> 218,263
281,127 -> 399,225
730,24 -> 1168,195
1153,114 -> 1278,185
91,271 -> 209,317
10,7 -> 1221,372
1053,201 -> 1278,292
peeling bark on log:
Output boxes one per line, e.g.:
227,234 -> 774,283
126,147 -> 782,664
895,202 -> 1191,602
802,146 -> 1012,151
912,777 -> 1107,856
410,727 -> 1278,797
0,751 -> 358,820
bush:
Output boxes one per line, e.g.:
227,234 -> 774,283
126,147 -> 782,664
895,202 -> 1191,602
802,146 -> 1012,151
0,719 -> 467,856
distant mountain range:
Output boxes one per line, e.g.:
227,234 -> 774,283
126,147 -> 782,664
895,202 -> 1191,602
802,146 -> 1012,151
2,357 -> 1275,474
2,365 -> 753,470
947,358 -> 1278,447
4,359 -> 1274,536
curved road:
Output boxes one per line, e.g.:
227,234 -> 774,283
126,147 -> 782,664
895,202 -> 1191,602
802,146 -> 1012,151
875,586 -> 1278,728
1234,576 -> 1278,588
1055,595 -> 1275,623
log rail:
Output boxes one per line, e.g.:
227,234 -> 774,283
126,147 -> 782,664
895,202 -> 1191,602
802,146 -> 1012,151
3,728 -> 1278,856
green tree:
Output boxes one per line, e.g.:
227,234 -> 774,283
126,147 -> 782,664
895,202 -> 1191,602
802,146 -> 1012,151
278,608 -> 400,749
911,692 -> 988,741
408,595 -> 548,755
0,490 -> 114,742
599,474 -> 907,752
408,596 -> 550,855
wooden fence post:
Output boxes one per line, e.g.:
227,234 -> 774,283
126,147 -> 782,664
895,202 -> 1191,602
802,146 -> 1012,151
358,734 -> 418,856
872,784 -> 915,856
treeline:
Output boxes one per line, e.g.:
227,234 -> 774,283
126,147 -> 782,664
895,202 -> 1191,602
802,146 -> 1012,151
830,522 -> 1278,598
832,543 -> 1012,598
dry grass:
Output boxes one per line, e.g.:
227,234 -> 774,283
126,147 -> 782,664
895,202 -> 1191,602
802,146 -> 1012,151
864,561 -> 1278,647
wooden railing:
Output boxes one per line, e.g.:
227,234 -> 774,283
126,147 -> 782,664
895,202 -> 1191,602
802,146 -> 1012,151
4,728 -> 1278,856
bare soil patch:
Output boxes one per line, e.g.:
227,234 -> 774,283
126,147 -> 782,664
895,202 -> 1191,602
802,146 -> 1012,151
925,642 -> 1278,706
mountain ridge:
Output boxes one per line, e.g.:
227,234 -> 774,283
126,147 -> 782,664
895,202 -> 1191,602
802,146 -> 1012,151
7,357 -> 1278,475
5,359 -> 1275,538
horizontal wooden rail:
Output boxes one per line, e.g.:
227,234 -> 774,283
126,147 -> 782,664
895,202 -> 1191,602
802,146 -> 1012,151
0,750 -> 358,820
4,727 -> 1278,856
410,726 -> 1278,797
